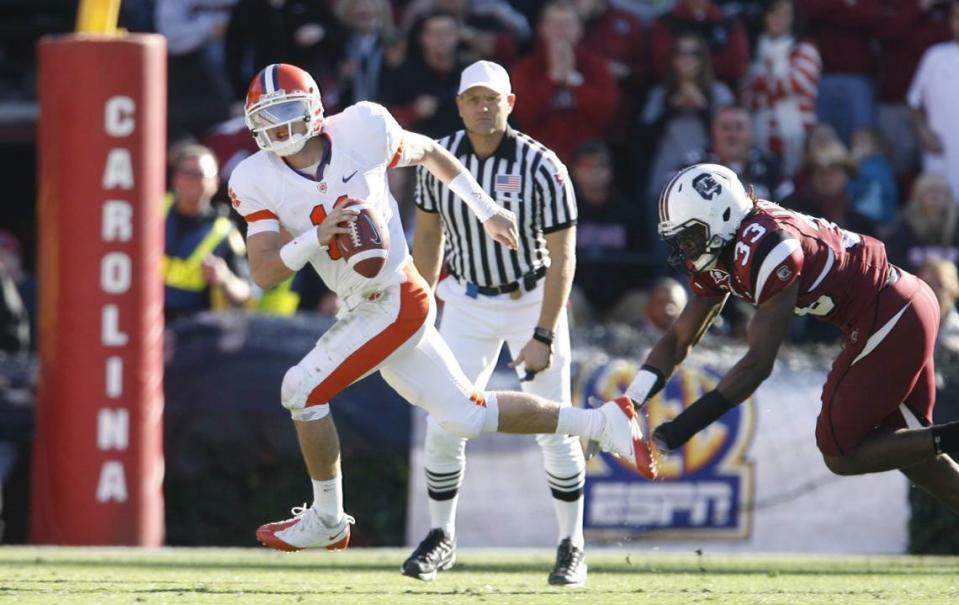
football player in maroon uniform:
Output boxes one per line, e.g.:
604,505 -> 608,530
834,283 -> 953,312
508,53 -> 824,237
621,163 -> 959,510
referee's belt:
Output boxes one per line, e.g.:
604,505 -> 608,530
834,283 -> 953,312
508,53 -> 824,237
451,265 -> 547,299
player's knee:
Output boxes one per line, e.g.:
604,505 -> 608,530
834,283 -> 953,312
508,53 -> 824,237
822,453 -> 860,476
425,417 -> 468,459
281,365 -> 312,411
435,414 -> 484,439
433,399 -> 490,439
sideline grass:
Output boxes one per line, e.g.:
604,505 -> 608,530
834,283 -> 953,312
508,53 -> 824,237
0,546 -> 957,605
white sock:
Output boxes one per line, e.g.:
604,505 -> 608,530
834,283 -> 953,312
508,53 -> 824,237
312,477 -> 343,526
428,496 -> 459,539
553,498 -> 585,547
556,407 -> 606,440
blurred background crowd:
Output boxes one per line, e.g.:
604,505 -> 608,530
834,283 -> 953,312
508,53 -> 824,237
1,0 -> 958,347
1,0 -> 959,546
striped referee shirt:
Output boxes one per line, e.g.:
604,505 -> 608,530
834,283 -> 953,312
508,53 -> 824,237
415,127 -> 577,288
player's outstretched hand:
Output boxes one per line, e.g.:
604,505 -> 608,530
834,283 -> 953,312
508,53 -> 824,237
316,206 -> 360,247
483,209 -> 518,250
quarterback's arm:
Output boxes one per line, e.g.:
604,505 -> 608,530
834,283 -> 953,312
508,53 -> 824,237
653,279 -> 799,450
400,131 -> 518,249
246,231 -> 295,290
246,209 -> 358,290
411,208 -> 445,289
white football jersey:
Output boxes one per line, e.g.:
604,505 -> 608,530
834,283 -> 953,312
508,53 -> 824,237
229,102 -> 411,299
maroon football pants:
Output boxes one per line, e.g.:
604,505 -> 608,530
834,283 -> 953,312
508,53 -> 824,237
817,269 -> 940,457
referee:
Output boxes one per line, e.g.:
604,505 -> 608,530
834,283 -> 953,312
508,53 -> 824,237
403,60 -> 586,587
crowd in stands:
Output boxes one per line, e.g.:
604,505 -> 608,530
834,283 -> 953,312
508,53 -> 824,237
1,0 -> 959,342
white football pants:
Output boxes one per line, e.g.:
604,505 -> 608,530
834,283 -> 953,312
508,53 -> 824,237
283,264 -> 496,439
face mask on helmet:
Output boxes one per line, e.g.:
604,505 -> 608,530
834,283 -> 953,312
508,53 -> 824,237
248,99 -> 314,157
660,220 -> 723,274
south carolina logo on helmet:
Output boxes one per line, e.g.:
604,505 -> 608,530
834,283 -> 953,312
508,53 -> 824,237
658,164 -> 753,274
245,63 -> 324,157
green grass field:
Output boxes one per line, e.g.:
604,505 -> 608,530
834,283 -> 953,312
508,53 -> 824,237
1,546 -> 957,605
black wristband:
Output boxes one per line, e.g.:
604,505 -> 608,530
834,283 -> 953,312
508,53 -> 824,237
640,364 -> 666,399
657,389 -> 734,450
532,326 -> 554,346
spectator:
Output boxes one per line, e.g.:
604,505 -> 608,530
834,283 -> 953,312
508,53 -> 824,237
788,139 -> 876,235
165,144 -> 251,321
568,141 -> 649,322
608,276 -> 689,333
917,258 -> 959,356
320,0 -> 399,112
910,257 -> 959,554
510,1 -> 618,164
0,231 -> 34,350
741,0 -> 821,177
874,0 -> 952,177
574,0 -> 648,191
649,0 -> 750,87
0,249 -> 28,354
714,0 -> 769,43
381,11 -> 467,138
883,173 -> 959,273
642,32 -> 734,204
684,105 -> 785,200
799,0 -> 880,145
907,0 -> 959,201
399,0 -> 532,65
200,116 -> 260,189
156,0 -> 238,138
848,127 -> 898,226
787,120 -> 840,200
615,0 -> 679,25
225,0 -> 336,101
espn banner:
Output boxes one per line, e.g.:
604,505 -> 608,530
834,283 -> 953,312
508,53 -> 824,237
407,342 -> 909,553
31,34 -> 166,545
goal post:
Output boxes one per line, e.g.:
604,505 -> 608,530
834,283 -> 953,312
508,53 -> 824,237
30,17 -> 168,544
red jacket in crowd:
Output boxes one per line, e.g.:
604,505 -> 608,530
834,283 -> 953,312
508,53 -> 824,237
873,0 -> 953,103
580,5 -> 648,141
510,45 -> 619,164
649,1 -> 749,86
799,0 -> 880,75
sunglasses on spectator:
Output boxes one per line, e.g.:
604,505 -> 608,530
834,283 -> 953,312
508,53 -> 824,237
674,47 -> 703,57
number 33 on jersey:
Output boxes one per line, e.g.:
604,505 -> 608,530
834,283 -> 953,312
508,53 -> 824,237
690,201 -> 890,325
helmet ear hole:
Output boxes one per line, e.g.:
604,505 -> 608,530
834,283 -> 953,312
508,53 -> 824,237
723,207 -> 731,221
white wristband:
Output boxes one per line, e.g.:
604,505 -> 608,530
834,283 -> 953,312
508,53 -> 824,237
448,171 -> 499,222
626,369 -> 659,405
279,228 -> 323,271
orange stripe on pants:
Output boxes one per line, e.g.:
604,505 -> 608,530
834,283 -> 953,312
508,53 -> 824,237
306,266 -> 431,405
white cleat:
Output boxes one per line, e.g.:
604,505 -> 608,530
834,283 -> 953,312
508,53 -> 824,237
256,504 -> 355,552
594,396 -> 657,479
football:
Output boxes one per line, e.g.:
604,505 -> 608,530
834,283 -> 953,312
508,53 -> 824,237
334,197 -> 389,278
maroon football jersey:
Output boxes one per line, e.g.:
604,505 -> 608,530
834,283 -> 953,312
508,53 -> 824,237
689,201 -> 889,328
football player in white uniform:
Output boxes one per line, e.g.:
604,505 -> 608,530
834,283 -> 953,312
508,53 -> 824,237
228,63 -> 646,553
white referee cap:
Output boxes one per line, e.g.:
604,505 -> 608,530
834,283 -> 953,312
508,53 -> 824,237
458,60 -> 511,96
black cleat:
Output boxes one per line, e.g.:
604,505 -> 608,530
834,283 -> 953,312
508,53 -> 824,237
401,528 -> 456,581
548,538 -> 587,587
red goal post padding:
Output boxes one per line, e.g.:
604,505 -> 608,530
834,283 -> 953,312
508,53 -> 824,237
31,34 -> 166,545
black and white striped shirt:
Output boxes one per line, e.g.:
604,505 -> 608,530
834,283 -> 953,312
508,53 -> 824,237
415,127 -> 577,288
